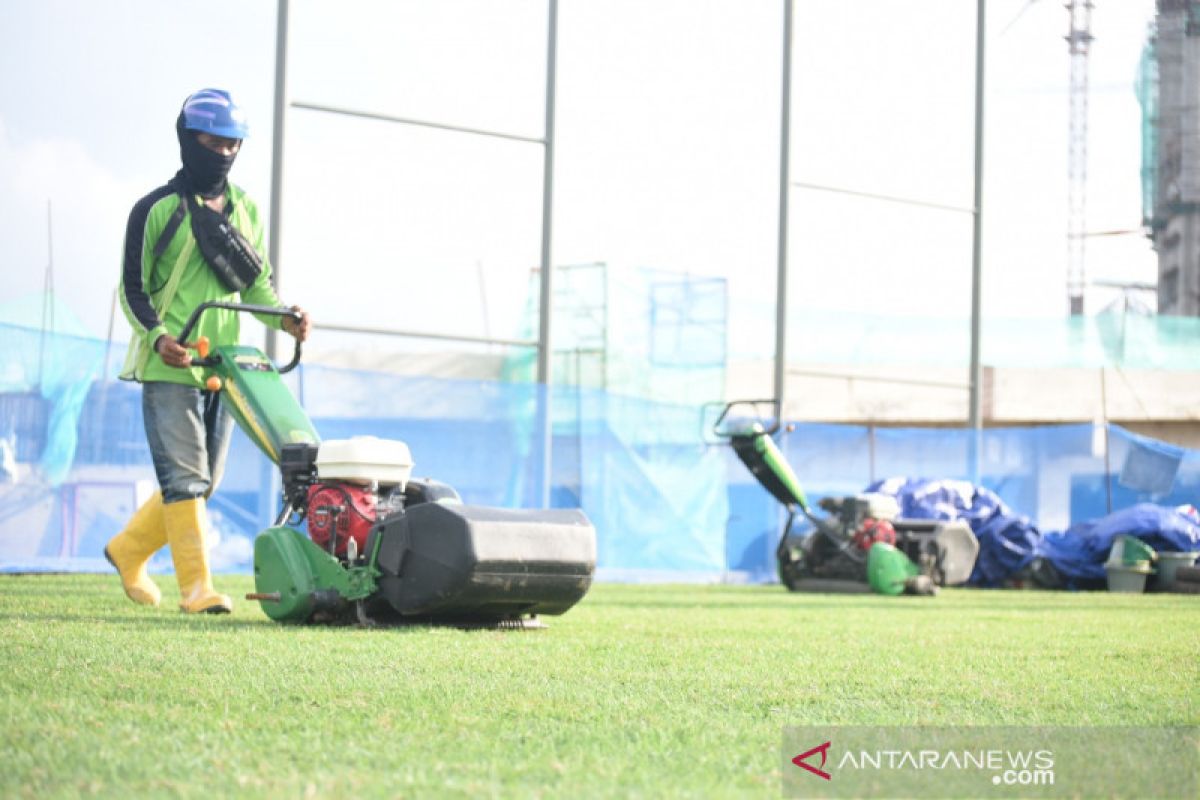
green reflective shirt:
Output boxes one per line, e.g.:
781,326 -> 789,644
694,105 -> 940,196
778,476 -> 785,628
119,181 -> 284,387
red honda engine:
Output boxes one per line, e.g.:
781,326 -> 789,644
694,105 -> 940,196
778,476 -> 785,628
852,517 -> 897,551
307,482 -> 377,558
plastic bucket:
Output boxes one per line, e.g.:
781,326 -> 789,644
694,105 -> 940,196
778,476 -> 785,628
1155,552 -> 1199,590
1112,535 -> 1156,567
1106,563 -> 1151,594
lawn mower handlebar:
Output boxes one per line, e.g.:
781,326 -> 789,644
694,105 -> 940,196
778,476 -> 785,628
711,399 -> 782,438
176,301 -> 303,374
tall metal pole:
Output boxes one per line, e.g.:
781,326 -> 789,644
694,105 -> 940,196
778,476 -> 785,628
266,0 -> 290,361
968,0 -> 986,431
968,0 -> 987,480
1065,0 -> 1094,315
774,0 -> 794,423
537,0 -> 559,507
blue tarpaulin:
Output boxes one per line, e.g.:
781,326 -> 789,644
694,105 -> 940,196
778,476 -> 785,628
868,478 -> 1200,588
1042,503 -> 1200,584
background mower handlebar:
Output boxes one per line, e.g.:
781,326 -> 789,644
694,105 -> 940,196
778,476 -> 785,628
176,301 -> 304,374
710,399 -> 782,438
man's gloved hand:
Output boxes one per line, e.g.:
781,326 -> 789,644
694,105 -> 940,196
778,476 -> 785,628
154,334 -> 192,368
281,305 -> 311,342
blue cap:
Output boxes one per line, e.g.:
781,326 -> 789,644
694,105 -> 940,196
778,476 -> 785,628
180,88 -> 249,139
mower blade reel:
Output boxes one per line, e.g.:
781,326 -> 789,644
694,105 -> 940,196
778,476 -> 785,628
782,577 -> 872,594
373,503 -> 596,621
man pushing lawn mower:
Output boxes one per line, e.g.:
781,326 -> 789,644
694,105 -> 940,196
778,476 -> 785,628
107,88 -> 311,614
105,89 -> 596,626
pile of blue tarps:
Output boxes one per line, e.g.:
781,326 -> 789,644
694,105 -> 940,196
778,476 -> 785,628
867,477 -> 1200,588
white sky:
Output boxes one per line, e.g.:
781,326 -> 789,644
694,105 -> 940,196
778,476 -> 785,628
0,0 -> 1159,362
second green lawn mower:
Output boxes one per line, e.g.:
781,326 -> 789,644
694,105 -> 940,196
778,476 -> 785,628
179,301 -> 596,628
712,401 -> 979,595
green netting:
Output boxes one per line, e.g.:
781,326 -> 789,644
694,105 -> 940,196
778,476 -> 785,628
503,263 -> 728,402
1137,34 -> 1158,226
503,270 -> 1200,396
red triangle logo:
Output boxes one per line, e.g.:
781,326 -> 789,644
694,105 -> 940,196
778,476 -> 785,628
792,741 -> 832,781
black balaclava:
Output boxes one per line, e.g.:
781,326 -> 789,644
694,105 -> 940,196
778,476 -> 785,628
176,112 -> 238,198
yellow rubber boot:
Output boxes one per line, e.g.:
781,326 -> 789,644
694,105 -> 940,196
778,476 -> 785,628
163,498 -> 232,614
103,492 -> 167,606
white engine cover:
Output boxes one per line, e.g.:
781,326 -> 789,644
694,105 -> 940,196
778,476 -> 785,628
315,436 -> 414,487
857,492 -> 901,522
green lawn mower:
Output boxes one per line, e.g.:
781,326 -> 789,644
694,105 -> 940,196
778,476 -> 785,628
712,401 -> 979,596
179,301 -> 596,628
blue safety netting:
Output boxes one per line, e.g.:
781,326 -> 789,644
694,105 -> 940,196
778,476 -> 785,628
4,322 -> 1200,584
0,321 -> 108,487
0,324 -> 729,579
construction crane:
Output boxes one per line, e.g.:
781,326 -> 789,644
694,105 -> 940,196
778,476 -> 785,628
1065,0 -> 1095,315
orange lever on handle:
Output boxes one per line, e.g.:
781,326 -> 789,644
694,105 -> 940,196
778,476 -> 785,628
196,336 -> 210,359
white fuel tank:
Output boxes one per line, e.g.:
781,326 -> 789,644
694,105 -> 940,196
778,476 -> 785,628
315,436 -> 414,488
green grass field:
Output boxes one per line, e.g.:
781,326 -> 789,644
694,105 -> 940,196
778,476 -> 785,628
1,575 -> 1197,798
